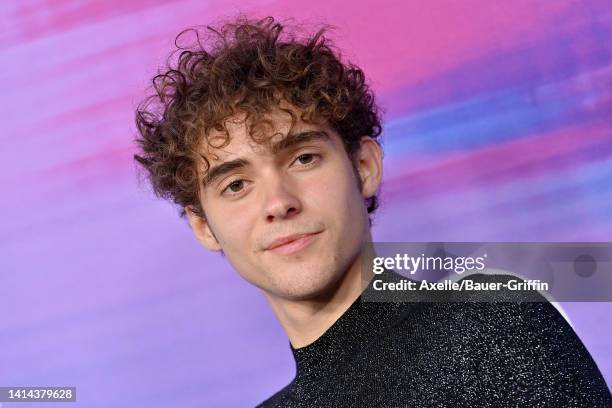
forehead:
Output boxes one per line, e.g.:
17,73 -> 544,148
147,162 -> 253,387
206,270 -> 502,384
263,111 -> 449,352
199,109 -> 332,165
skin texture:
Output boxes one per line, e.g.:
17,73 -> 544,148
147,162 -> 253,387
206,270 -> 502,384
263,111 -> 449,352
185,107 -> 383,347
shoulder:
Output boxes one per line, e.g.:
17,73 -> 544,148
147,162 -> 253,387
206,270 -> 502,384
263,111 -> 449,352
255,379 -> 296,408
419,272 -> 612,406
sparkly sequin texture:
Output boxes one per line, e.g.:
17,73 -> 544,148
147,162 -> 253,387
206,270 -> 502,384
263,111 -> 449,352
257,271 -> 612,407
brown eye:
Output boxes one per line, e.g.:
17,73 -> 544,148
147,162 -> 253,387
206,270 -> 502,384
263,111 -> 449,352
223,179 -> 245,194
297,154 -> 314,164
294,153 -> 320,167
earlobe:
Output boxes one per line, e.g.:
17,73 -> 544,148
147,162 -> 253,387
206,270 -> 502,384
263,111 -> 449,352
185,206 -> 223,252
357,137 -> 383,199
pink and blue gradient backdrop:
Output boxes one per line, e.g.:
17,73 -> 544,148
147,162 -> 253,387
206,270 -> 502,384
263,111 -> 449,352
2,1 -> 611,406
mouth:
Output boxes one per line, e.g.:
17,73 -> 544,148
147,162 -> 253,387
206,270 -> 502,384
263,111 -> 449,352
265,232 -> 322,255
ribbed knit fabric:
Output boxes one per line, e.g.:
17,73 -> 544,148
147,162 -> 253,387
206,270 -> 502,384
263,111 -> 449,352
257,271 -> 612,407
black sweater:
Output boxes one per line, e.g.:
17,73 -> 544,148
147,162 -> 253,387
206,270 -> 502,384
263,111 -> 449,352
257,271 -> 612,407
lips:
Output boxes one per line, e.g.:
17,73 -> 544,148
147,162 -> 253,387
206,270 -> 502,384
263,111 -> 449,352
265,232 -> 321,255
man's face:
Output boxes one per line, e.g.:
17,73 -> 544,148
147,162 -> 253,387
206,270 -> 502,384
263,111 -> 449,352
187,108 -> 381,301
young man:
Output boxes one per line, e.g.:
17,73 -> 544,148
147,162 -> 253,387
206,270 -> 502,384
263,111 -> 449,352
134,16 -> 611,407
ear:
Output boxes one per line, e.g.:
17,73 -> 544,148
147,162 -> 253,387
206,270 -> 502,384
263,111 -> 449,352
355,137 -> 383,199
185,206 -> 223,252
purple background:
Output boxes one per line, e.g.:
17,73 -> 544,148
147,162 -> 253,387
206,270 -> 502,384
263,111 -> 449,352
1,0 -> 611,406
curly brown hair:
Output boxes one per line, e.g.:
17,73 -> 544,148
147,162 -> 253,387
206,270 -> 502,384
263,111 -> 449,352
133,15 -> 383,224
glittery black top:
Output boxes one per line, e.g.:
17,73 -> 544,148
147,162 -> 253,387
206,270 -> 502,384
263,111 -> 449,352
257,271 -> 612,407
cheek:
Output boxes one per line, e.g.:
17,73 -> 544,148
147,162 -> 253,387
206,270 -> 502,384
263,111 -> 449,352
208,204 -> 255,251
304,164 -> 364,219
212,210 -> 260,279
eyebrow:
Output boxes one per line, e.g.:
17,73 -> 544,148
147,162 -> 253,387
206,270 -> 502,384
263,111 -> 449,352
202,130 -> 331,187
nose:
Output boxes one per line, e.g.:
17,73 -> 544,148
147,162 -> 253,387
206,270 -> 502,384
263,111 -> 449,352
263,173 -> 301,222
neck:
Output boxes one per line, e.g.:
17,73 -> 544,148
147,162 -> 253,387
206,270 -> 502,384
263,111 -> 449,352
263,241 -> 376,349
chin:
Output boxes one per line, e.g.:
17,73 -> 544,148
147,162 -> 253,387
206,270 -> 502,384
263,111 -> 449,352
266,263 -> 346,301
